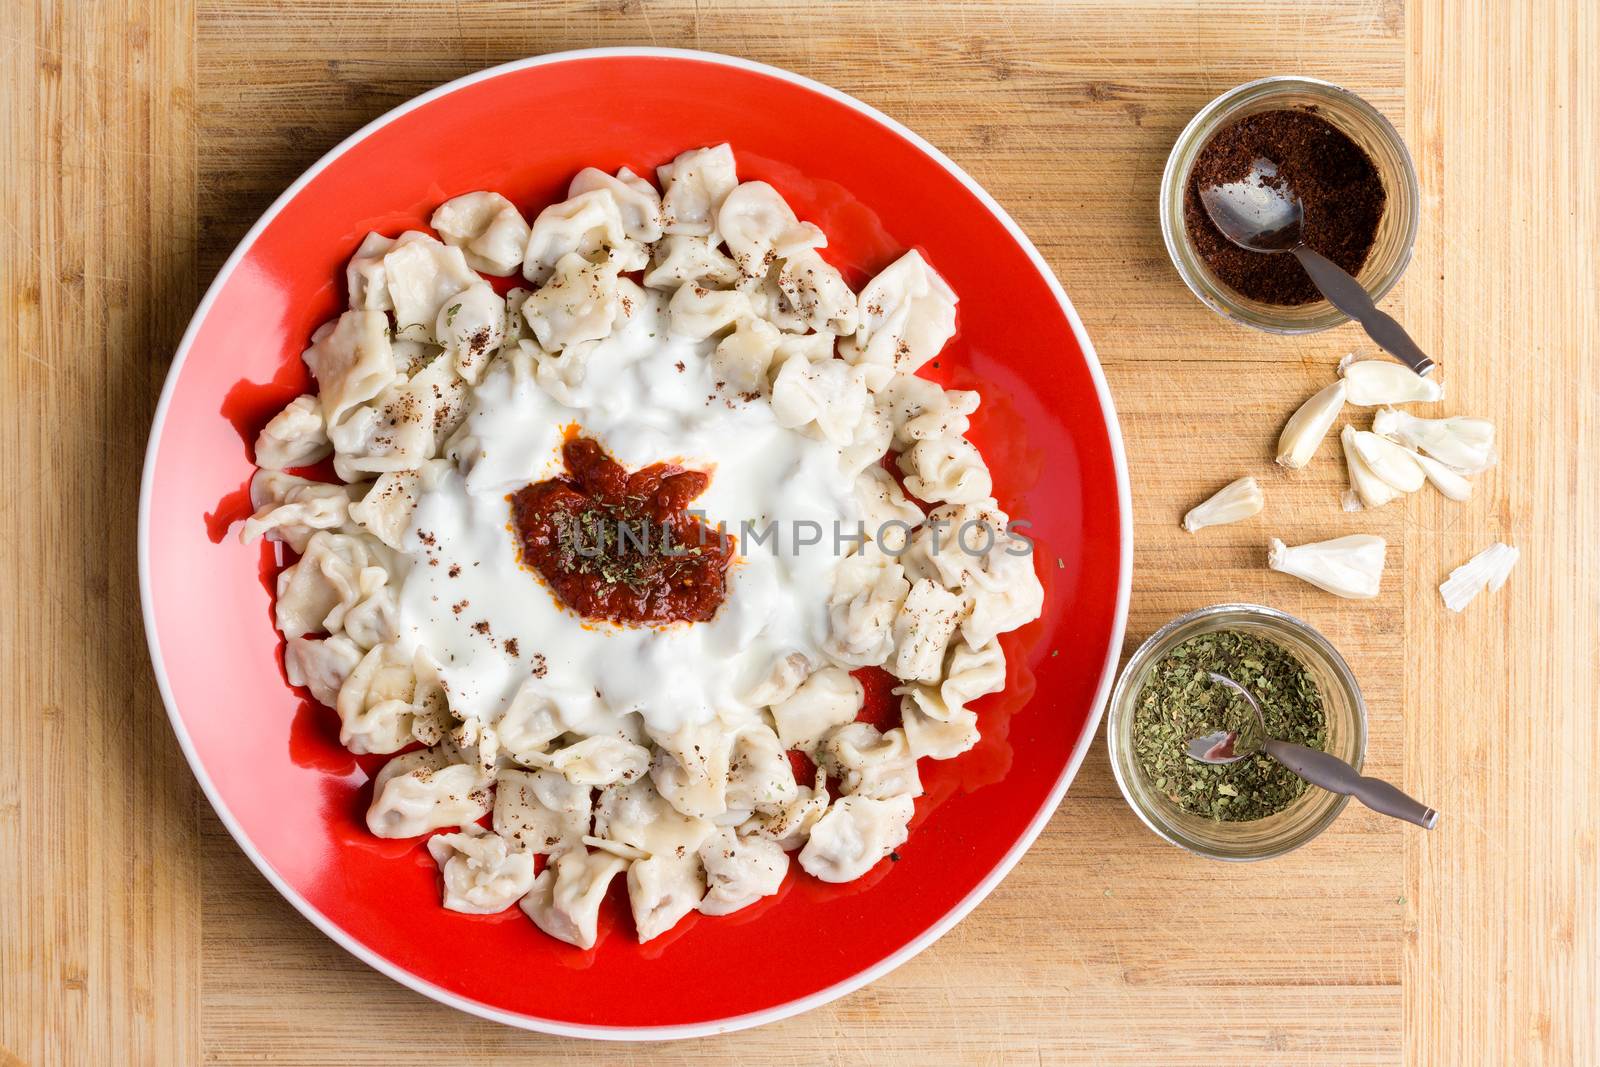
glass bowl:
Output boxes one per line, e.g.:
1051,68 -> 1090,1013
1159,75 -> 1419,334
1106,603 -> 1367,861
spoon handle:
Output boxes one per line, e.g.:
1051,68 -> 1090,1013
1290,245 -> 1436,378
1265,739 -> 1439,829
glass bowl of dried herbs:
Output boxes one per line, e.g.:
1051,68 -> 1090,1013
1106,603 -> 1367,861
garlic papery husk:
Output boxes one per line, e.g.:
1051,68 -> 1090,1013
1341,424 -> 1400,509
1276,379 -> 1346,469
1183,476 -> 1265,532
1371,408 -> 1497,473
1268,534 -> 1387,599
1411,450 -> 1473,501
1439,542 -> 1520,612
1340,358 -> 1443,406
1351,430 -> 1427,492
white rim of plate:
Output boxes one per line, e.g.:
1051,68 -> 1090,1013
137,46 -> 1133,1041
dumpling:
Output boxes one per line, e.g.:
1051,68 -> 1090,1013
853,466 -> 925,558
880,374 -> 980,448
365,747 -> 491,839
568,166 -> 663,245
697,827 -> 788,915
741,767 -> 829,850
301,310 -> 396,431
839,250 -> 958,390
593,775 -> 713,861
903,500 -> 1044,646
775,249 -> 858,336
521,253 -> 626,352
888,578 -> 965,683
434,281 -> 505,384
769,666 -> 862,752
667,284 -> 751,340
346,231 -> 397,311
897,434 -> 993,505
838,395 -> 893,480
426,826 -> 537,914
253,394 -> 330,470
823,554 -> 910,668
494,679 -> 572,764
382,231 -> 480,342
742,650 -> 813,708
346,470 -> 421,551
273,530 -> 390,639
335,642 -> 423,754
627,852 -> 705,942
519,848 -> 629,950
326,353 -> 466,480
709,315 -> 781,396
657,144 -> 738,240
337,576 -> 397,650
716,181 -> 824,282
493,767 -> 591,857
521,189 -> 627,285
895,636 -> 1004,760
644,234 -> 740,291
819,723 -> 922,800
240,471 -> 358,553
722,725 -> 799,825
798,794 -> 914,883
531,734 -> 651,787
429,191 -> 530,275
283,633 -> 363,707
648,721 -> 735,820
769,352 -> 871,445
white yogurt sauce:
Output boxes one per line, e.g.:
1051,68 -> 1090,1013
394,289 -> 861,737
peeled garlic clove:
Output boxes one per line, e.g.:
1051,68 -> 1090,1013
1183,476 -> 1265,532
1411,449 -> 1473,501
1439,542 -> 1519,612
1351,430 -> 1426,492
1276,379 -> 1346,469
1341,424 -> 1400,509
1341,358 -> 1443,406
1371,408 -> 1497,473
1268,534 -> 1387,599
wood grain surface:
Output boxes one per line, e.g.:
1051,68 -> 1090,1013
2,1 -> 1594,1064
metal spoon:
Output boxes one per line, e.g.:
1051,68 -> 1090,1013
1186,672 -> 1439,829
1198,158 -> 1435,377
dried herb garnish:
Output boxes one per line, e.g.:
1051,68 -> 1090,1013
1132,629 -> 1326,821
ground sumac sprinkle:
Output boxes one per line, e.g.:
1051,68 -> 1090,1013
1184,108 -> 1386,306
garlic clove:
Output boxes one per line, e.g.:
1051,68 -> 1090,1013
1276,379 -> 1346,469
1341,424 -> 1400,509
1183,476 -> 1265,532
1351,430 -> 1427,492
1268,534 -> 1387,599
1371,408 -> 1497,473
1439,542 -> 1519,612
1341,358 -> 1443,406
1411,449 -> 1473,501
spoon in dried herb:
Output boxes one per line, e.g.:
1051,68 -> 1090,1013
1188,673 -> 1440,829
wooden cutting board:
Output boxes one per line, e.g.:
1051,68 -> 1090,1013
2,1 -> 1594,1064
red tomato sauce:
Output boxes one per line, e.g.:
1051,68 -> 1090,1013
509,435 -> 735,626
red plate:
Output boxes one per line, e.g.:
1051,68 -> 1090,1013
139,49 -> 1130,1038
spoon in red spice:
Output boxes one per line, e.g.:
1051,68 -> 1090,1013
1199,158 -> 1435,377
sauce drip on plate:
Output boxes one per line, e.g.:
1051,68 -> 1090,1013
509,434 -> 734,626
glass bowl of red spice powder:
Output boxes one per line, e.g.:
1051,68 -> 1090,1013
1160,76 -> 1419,333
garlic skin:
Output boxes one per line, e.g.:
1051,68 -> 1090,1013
1341,424 -> 1400,509
1411,450 -> 1473,501
1372,408 -> 1497,473
1276,380 -> 1346,469
1268,534 -> 1387,599
1439,542 -> 1519,612
1183,476 -> 1265,533
1341,359 -> 1443,406
1351,430 -> 1426,492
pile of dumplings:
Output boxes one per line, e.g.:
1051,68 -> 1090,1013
238,146 -> 1045,949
